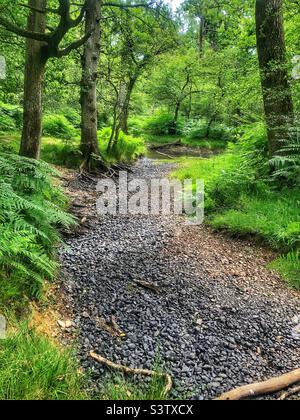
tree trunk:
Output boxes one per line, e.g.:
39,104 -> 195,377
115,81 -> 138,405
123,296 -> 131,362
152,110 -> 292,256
255,0 -> 294,157
80,0 -> 102,168
198,17 -> 205,58
170,102 -> 180,135
119,77 -> 136,135
206,114 -> 215,139
19,0 -> 47,159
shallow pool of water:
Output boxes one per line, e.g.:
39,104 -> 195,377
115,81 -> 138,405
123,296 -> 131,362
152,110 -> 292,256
146,145 -> 222,160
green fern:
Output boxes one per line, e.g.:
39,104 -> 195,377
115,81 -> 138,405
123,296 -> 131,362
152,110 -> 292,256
0,152 -> 75,305
270,129 -> 300,184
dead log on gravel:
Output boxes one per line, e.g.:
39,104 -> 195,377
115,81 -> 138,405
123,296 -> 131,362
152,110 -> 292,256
216,368 -> 300,400
90,352 -> 173,397
135,280 -> 160,294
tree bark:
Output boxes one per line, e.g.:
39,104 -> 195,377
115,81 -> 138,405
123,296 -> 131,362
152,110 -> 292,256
255,0 -> 294,157
198,17 -> 205,58
80,0 -> 102,169
205,114 -> 215,139
19,0 -> 47,159
169,101 -> 181,135
119,77 -> 136,134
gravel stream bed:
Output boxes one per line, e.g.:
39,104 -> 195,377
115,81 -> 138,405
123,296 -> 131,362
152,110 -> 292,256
60,159 -> 300,400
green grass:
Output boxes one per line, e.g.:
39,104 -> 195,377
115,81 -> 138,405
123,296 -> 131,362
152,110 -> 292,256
145,134 -> 227,150
210,193 -> 300,251
171,154 -> 236,185
0,324 -> 87,400
0,130 -> 146,168
144,134 -> 180,145
101,373 -> 168,400
181,137 -> 227,149
0,322 -> 171,400
269,253 -> 300,289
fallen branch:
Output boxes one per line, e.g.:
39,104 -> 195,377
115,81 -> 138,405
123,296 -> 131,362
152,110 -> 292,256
216,368 -> 300,400
155,151 -> 175,160
135,280 -> 160,294
96,316 -> 124,338
90,351 -> 172,397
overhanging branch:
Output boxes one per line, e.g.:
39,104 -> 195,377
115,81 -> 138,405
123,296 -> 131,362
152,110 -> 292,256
103,2 -> 154,8
55,32 -> 92,57
0,16 -> 50,42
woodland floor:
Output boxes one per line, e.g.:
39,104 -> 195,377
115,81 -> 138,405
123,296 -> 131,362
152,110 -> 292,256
58,159 -> 300,400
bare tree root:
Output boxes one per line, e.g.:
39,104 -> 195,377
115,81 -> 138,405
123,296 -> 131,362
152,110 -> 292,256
216,368 -> 300,400
90,351 -> 173,397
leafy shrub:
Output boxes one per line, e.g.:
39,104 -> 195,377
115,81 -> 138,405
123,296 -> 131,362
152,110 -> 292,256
183,119 -> 232,141
0,101 -> 23,131
0,325 -> 87,400
0,152 -> 74,306
182,119 -> 207,139
269,124 -> 300,187
43,115 -> 77,140
128,116 -> 147,136
144,112 -> 183,135
41,139 -> 82,168
98,111 -> 111,129
60,107 -> 81,129
99,128 -> 146,163
0,113 -> 16,132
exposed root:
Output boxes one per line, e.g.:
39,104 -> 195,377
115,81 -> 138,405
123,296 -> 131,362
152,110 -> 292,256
216,368 -> 300,400
90,351 -> 173,397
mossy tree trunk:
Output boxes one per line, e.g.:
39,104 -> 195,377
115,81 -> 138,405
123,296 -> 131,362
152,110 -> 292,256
255,0 -> 294,157
19,0 -> 47,159
80,0 -> 102,169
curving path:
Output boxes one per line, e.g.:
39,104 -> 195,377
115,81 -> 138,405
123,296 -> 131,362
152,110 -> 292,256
60,159 -> 300,400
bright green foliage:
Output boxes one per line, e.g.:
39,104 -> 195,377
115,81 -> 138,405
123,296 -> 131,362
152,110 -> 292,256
0,113 -> 16,132
269,252 -> 300,289
0,101 -> 23,132
0,102 -> 23,132
210,193 -> 300,251
99,128 -> 146,163
0,325 -> 87,400
127,116 -> 147,137
144,112 -> 184,136
41,137 -> 81,168
183,119 -> 231,142
0,152 -> 74,306
43,115 -> 77,140
59,108 -> 81,129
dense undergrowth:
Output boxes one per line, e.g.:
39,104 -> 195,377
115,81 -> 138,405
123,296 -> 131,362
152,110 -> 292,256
172,123 -> 300,288
0,152 -> 74,309
0,148 -> 88,400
